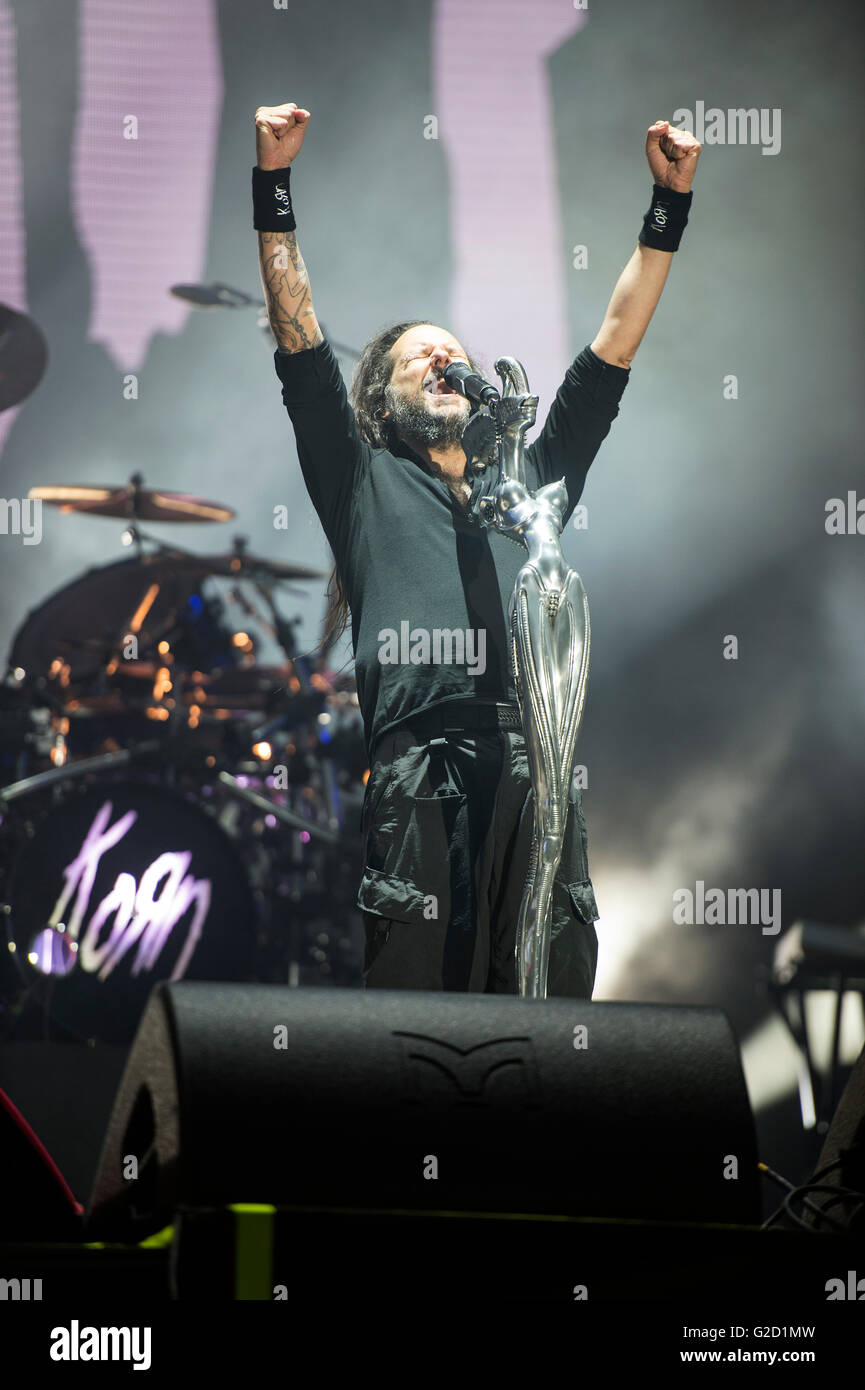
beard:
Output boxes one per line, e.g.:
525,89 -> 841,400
384,381 -> 471,450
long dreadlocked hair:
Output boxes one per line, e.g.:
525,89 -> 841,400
319,318 -> 482,656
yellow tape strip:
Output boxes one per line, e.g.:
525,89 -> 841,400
230,1204 -> 275,1301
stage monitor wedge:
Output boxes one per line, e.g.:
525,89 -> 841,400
87,983 -> 761,1240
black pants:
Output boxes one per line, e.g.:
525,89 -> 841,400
357,724 -> 599,995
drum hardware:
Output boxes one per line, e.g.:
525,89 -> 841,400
3,292 -> 367,1012
0,747 -> 146,805
217,770 -> 341,846
2,498 -> 369,1027
5,549 -> 326,757
114,525 -> 327,584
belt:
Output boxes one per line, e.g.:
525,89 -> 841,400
393,700 -> 523,743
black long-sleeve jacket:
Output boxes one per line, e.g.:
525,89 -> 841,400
274,340 -> 630,757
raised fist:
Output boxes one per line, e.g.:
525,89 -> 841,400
254,103 -> 310,171
645,119 -> 701,194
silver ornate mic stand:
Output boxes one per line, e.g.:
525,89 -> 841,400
477,358 -> 591,999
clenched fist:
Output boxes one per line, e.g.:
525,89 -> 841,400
645,119 -> 701,194
254,102 -> 310,171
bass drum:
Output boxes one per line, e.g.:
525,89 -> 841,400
1,776 -> 256,1045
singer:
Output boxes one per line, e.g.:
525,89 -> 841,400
253,102 -> 701,996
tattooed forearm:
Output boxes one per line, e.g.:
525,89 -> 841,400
257,230 -> 324,353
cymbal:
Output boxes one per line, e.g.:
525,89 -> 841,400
170,282 -> 263,309
0,304 -> 48,412
144,551 -> 327,582
29,481 -> 235,523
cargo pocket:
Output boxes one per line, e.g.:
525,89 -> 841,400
360,780 -> 468,936
549,877 -> 600,998
356,865 -> 431,925
566,878 -> 600,924
396,787 -> 465,875
564,781 -> 590,885
367,733 -> 468,885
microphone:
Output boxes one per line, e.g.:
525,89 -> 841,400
443,361 -> 500,406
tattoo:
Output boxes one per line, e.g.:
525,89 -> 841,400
258,230 -> 324,352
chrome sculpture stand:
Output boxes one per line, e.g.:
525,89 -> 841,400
477,359 -> 591,998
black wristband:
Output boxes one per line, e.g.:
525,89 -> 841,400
252,164 -> 296,232
638,182 -> 692,252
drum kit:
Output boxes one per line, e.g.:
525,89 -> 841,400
0,472 -> 368,1046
